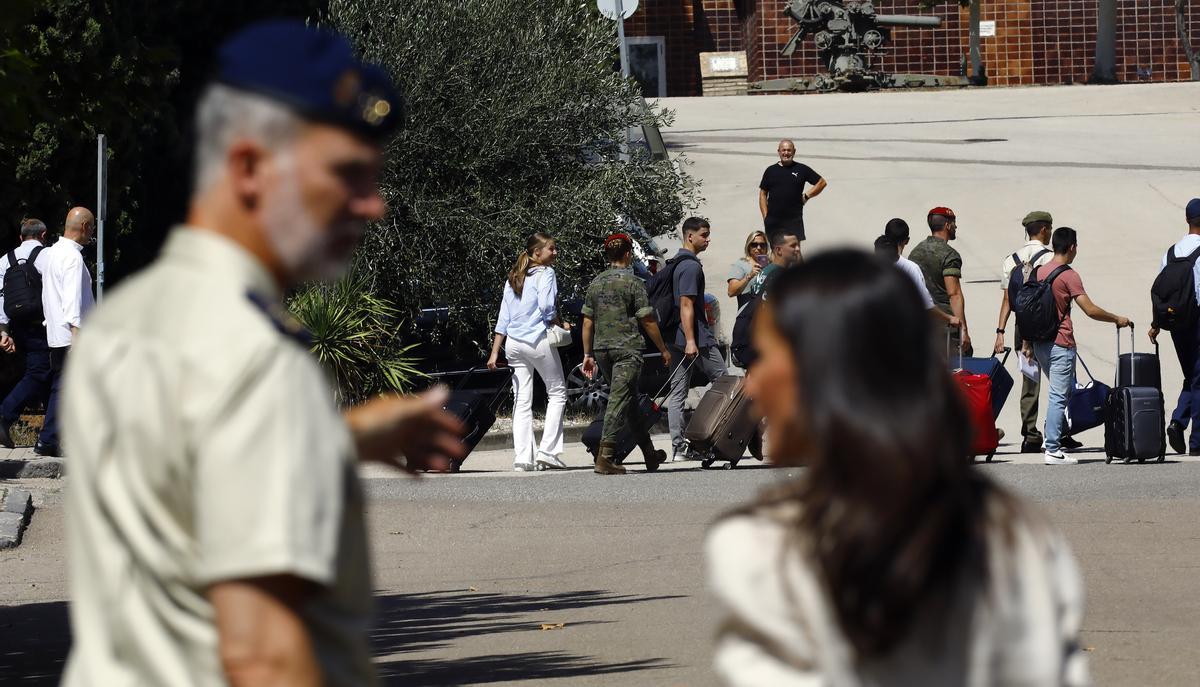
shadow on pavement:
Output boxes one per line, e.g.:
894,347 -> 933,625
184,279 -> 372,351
372,588 -> 677,684
0,599 -> 70,685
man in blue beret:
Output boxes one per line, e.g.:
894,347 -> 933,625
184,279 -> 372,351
1150,198 -> 1200,456
61,20 -> 463,687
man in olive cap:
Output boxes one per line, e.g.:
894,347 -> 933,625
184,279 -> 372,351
992,211 -> 1079,453
62,20 -> 465,686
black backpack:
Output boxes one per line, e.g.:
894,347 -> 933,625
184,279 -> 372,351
1014,264 -> 1071,343
646,253 -> 698,336
730,295 -> 760,368
1007,248 -> 1051,307
1150,244 -> 1200,331
2,246 -> 45,323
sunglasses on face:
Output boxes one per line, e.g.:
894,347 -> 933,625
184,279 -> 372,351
750,242 -> 768,249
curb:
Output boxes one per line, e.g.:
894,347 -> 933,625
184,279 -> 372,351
0,457 -> 65,479
478,417 -> 672,452
0,487 -> 34,549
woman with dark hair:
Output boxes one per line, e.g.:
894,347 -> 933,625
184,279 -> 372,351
706,249 -> 1088,685
487,232 -> 568,471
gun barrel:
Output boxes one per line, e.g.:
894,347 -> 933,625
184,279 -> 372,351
875,14 -> 942,28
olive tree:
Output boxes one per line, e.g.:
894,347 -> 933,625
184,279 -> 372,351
324,0 -> 700,355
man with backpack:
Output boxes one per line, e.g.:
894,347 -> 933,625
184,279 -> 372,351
1149,198 -> 1200,455
1016,227 -> 1132,465
992,211 -> 1074,454
648,216 -> 727,461
0,218 -> 52,449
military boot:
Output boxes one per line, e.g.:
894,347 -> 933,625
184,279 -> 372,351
594,443 -> 626,475
638,439 -> 666,473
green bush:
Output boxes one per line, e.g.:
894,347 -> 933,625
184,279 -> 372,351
288,275 -> 426,406
325,0 -> 700,354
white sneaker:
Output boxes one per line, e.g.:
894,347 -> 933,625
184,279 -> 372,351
1044,450 -> 1079,465
514,462 -> 535,472
535,454 -> 567,470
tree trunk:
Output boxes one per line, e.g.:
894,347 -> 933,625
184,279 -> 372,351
1092,0 -> 1118,83
1177,0 -> 1200,80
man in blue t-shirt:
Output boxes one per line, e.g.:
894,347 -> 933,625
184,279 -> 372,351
666,217 -> 728,461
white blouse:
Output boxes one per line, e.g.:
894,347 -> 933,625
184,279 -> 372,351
706,500 -> 1090,687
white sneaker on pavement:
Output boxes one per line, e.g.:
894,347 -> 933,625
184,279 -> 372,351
514,462 -> 536,472
535,454 -> 568,470
1044,450 -> 1079,465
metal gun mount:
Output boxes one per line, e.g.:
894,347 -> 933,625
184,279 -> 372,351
751,0 -> 967,93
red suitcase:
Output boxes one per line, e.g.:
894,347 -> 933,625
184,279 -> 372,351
954,369 -> 999,461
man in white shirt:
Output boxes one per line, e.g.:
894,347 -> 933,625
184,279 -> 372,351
993,211 -> 1064,454
0,218 -> 53,448
1149,198 -> 1200,456
873,218 -> 959,328
36,206 -> 97,456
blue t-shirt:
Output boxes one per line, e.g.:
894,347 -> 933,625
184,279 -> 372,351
672,249 -> 717,349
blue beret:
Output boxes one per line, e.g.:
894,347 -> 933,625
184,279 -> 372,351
1188,198 -> 1200,222
216,20 -> 402,140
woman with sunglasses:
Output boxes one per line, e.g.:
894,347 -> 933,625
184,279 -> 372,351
727,231 -> 769,308
707,249 -> 1088,686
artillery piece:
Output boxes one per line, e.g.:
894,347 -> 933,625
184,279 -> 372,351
752,0 -> 967,93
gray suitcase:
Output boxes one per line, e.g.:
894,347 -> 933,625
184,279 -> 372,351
683,374 -> 764,469
1104,330 -> 1166,464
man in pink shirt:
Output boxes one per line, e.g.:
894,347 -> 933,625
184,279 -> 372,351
1028,227 -> 1131,464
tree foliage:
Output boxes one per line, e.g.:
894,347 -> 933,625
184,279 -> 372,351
0,0 -> 326,280
324,0 -> 700,355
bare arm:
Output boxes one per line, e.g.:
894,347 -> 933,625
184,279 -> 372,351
726,264 -> 762,297
581,316 -> 598,378
344,389 -> 467,472
930,306 -> 960,328
758,189 -> 768,219
486,333 -> 506,369
640,315 -> 671,359
209,576 -> 322,687
994,289 -> 1012,354
804,177 -> 828,202
1075,294 -> 1131,327
680,295 -> 698,356
945,275 -> 970,350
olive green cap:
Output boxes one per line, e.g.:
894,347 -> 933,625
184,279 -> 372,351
1022,210 -> 1053,226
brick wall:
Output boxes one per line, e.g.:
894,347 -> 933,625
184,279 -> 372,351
629,0 -> 1199,95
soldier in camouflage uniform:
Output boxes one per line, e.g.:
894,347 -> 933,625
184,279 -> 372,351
581,233 -> 673,475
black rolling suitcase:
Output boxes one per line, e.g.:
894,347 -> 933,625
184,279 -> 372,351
1117,345 -> 1161,390
1105,330 -> 1166,464
582,358 -> 693,468
442,366 -> 514,472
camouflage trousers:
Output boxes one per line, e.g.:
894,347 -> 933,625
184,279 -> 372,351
596,348 -> 651,447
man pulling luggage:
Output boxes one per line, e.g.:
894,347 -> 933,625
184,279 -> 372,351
581,233 -> 673,474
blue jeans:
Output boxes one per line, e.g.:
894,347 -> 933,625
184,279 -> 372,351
1033,342 -> 1077,453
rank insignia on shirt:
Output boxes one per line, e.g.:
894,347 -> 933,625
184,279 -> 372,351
246,291 -> 312,347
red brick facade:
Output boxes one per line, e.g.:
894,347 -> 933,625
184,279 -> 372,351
623,0 -> 1199,95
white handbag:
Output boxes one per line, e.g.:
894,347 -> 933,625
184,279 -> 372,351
546,324 -> 573,348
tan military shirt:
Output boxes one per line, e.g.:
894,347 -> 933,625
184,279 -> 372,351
62,228 -> 375,686
1000,239 -> 1054,290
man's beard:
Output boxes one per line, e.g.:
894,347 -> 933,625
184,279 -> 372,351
262,163 -> 361,284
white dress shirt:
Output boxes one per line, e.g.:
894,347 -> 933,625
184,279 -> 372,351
41,237 -> 95,348
0,239 -> 50,326
494,266 -> 558,346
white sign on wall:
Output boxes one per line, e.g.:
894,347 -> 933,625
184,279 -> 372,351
709,56 -> 739,72
979,21 -> 996,37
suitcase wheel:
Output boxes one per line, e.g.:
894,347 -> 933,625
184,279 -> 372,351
1158,452 -> 1166,463
985,452 -> 993,463
725,459 -> 739,470
450,460 -> 464,473
701,458 -> 715,469
1122,455 -> 1133,464
1105,454 -> 1114,464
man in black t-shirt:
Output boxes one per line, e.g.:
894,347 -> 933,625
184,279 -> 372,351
758,139 -> 827,261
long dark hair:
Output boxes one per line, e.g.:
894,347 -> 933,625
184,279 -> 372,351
507,232 -> 554,298
752,249 -> 1016,659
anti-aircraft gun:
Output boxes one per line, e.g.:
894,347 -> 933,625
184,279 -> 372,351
751,0 -> 967,93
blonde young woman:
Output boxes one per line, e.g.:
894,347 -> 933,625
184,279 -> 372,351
487,232 -> 569,471
707,250 -> 1088,686
727,231 -> 769,307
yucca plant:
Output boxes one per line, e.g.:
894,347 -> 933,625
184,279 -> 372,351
288,275 -> 426,406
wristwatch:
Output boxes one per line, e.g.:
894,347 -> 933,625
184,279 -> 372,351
995,328 -> 1005,334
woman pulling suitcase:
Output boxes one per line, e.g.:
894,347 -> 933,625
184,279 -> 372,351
487,232 -> 570,471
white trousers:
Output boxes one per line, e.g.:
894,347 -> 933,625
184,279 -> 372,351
505,335 -> 566,465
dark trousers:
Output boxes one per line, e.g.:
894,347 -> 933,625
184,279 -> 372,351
596,348 -> 653,449
1170,322 -> 1200,450
1014,329 -> 1043,444
39,347 -> 68,448
0,324 -> 51,428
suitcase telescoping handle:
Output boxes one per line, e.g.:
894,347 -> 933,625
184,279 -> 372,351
1114,324 -> 1153,387
650,355 -> 697,404
946,325 -> 1010,369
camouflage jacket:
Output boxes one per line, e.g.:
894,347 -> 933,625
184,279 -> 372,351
582,267 -> 654,351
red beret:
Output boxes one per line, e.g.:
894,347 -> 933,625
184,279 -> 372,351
604,232 -> 633,249
927,206 -> 956,219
